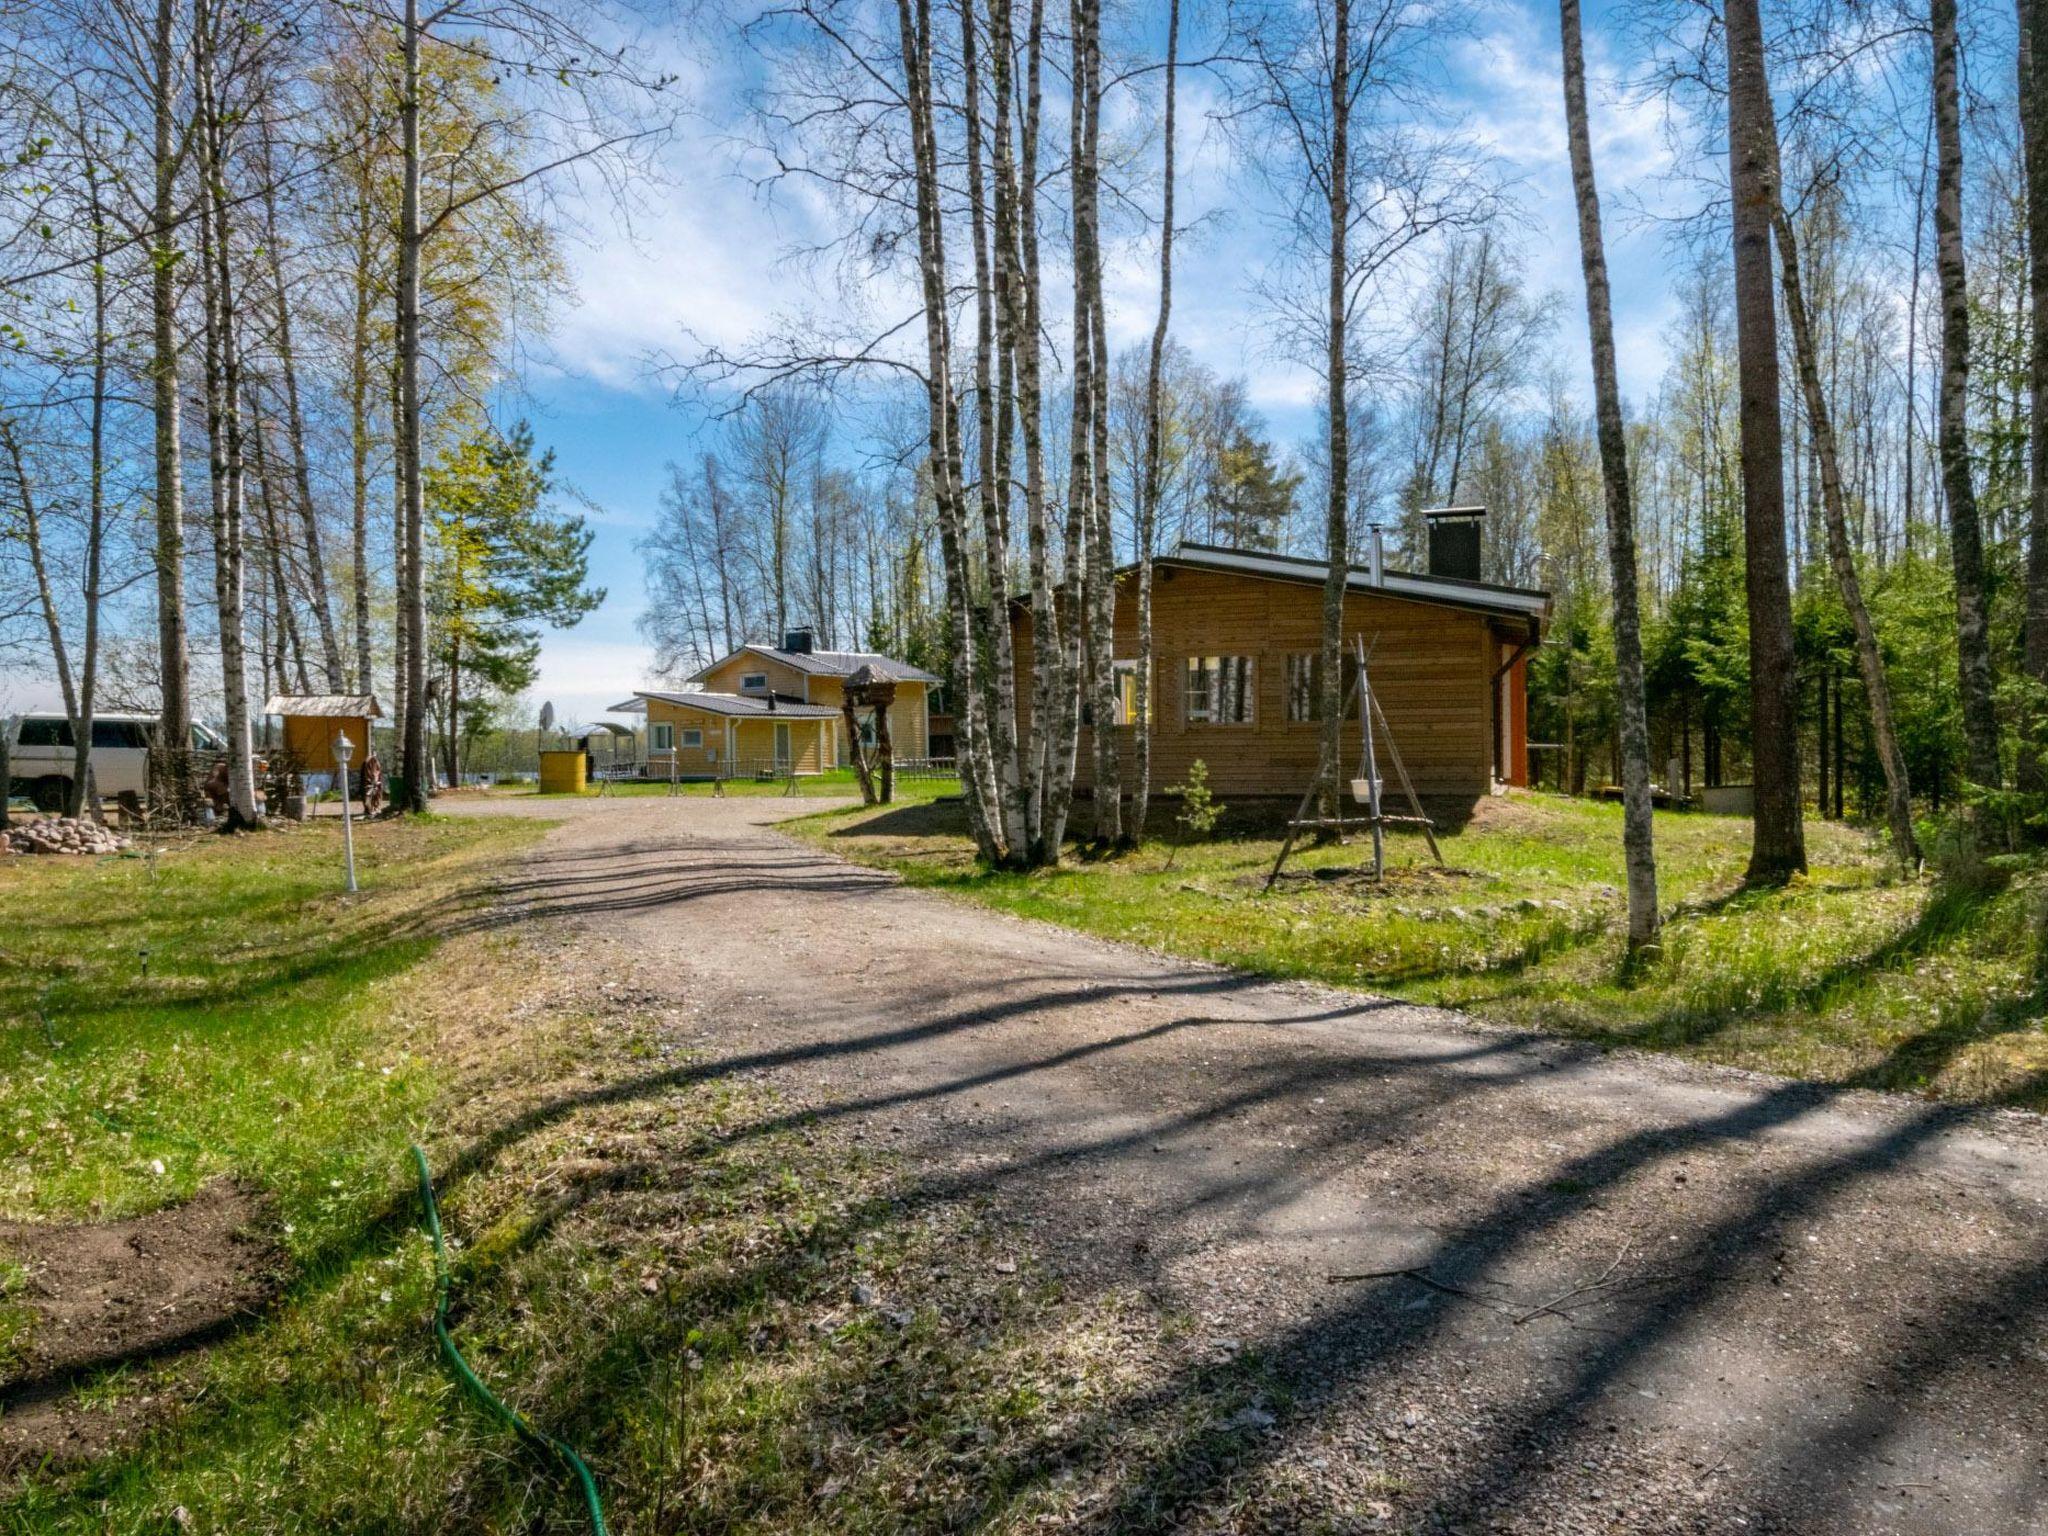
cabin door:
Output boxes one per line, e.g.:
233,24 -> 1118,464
773,722 -> 793,770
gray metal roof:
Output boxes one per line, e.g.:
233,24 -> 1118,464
691,644 -> 941,686
806,649 -> 942,683
620,690 -> 840,720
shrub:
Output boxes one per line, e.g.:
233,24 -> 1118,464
1163,760 -> 1223,870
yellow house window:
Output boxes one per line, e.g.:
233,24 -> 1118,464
680,728 -> 702,748
740,672 -> 769,694
650,722 -> 673,751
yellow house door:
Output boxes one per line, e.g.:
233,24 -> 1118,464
774,722 -> 792,770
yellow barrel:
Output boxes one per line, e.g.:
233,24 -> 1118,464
538,749 -> 587,795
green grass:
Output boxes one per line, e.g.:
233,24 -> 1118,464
6,805 -> 1279,1533
0,815 -> 542,1235
794,792 -> 2048,1111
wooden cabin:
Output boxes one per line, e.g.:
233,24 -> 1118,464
685,630 -> 940,766
1009,520 -> 1547,806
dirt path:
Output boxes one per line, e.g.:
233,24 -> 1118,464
453,794 -> 2048,1534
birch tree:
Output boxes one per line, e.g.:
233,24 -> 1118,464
1559,0 -> 1658,952
193,0 -> 262,826
1132,0 -> 1180,844
1772,167 -> 1921,864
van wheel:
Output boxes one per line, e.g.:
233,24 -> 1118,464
32,777 -> 68,813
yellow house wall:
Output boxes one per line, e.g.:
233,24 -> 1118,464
697,653 -> 812,698
803,677 -> 931,762
731,716 -> 831,775
643,699 -> 733,777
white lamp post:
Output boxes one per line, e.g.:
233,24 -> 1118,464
334,731 -> 358,894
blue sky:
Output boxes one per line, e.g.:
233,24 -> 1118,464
515,0 -> 1691,728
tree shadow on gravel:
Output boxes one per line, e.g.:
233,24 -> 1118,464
449,970 -> 2046,1533
1041,1074 -> 2045,1534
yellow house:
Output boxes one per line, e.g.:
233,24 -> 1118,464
611,689 -> 839,779
685,630 -> 940,766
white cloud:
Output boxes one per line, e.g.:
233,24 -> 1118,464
528,633 -> 664,726
539,163 -> 830,393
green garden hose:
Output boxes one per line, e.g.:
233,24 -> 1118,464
409,1144 -> 609,1535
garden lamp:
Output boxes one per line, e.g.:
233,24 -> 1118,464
334,731 -> 358,894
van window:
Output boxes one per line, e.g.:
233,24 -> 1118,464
92,720 -> 149,749
17,717 -> 73,748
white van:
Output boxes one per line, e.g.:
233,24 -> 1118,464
3,712 -> 229,811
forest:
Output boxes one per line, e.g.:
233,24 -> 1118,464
6,0 -> 2048,915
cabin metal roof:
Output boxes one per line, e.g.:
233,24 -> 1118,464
1162,543 -> 1550,622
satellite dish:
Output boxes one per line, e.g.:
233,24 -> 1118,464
539,701 -> 556,732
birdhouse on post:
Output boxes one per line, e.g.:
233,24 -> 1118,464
842,663 -> 899,805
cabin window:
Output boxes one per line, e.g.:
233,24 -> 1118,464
680,728 -> 703,749
1184,656 -> 1253,725
740,671 -> 769,694
1285,652 -> 1361,722
651,723 -> 674,751
1113,661 -> 1147,725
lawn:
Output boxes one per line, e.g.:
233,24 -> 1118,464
795,791 -> 2048,1112
2,803 -> 1213,1533
0,815 -> 541,1231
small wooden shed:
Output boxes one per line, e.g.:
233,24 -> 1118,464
264,694 -> 383,772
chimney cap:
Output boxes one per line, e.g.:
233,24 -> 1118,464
1422,504 -> 1486,520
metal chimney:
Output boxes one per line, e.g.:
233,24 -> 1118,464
1365,524 -> 1384,586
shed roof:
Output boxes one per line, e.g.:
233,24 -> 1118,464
609,690 -> 840,720
264,694 -> 384,718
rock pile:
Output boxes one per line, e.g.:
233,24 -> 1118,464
3,816 -> 133,856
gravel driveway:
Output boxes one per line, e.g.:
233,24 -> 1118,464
451,793 -> 2048,1534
